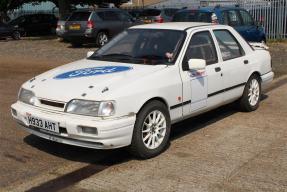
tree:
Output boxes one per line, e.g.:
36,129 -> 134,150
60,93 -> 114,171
0,0 -> 129,21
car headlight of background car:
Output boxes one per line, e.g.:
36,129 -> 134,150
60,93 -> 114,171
18,88 -> 36,105
66,99 -> 115,117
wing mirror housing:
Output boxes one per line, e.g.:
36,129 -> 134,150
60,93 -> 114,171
87,51 -> 94,58
188,59 -> 206,70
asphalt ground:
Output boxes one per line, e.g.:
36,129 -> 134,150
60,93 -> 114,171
0,38 -> 287,192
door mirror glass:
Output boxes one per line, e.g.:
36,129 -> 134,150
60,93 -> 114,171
87,51 -> 94,58
188,59 -> 206,70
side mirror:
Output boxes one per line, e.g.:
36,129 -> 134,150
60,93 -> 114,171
87,51 -> 94,58
188,59 -> 206,70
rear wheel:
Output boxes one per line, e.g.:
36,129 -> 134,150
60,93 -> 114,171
12,31 -> 21,40
239,75 -> 261,112
129,100 -> 171,159
96,31 -> 109,47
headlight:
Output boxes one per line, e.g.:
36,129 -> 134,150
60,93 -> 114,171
18,88 -> 36,105
65,99 -> 115,117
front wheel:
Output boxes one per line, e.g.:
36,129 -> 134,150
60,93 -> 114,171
129,100 -> 171,159
239,75 -> 261,112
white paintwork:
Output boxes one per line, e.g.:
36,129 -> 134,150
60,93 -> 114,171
11,23 -> 274,149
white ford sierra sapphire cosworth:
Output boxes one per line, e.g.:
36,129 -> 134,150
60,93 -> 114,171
11,22 -> 274,158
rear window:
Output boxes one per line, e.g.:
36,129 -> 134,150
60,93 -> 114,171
140,9 -> 161,17
68,12 -> 91,21
173,11 -> 212,22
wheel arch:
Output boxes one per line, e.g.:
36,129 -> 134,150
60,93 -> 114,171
137,97 -> 170,115
249,71 -> 262,82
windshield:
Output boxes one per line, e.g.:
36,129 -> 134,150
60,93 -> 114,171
173,11 -> 212,22
89,29 -> 185,65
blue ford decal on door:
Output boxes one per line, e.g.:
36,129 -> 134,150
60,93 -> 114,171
54,66 -> 132,79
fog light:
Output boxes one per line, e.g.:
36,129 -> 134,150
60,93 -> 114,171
11,108 -> 17,116
81,126 -> 98,135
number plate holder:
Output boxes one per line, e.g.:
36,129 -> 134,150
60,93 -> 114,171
26,114 -> 59,133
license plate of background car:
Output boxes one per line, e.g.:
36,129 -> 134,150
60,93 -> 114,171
26,114 -> 59,133
69,25 -> 81,30
144,20 -> 152,23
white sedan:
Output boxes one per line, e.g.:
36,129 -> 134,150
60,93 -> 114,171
11,22 -> 274,159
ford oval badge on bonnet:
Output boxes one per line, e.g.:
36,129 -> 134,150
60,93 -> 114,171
54,66 -> 132,79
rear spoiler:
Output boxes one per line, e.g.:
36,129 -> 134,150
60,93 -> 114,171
249,42 -> 269,50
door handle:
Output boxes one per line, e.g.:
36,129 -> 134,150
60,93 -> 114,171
215,67 -> 221,72
244,60 -> 249,64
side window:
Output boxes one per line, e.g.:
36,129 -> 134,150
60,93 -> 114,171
213,30 -> 244,61
227,10 -> 241,26
104,11 -> 121,21
239,10 -> 254,26
184,31 -> 218,65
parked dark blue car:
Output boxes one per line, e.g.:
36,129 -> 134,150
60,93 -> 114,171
172,6 -> 266,42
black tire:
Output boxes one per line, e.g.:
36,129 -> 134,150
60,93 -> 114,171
239,74 -> 261,112
12,31 -> 21,40
129,100 -> 171,159
96,31 -> 109,47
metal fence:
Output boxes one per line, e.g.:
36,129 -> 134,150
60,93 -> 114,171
151,0 -> 287,40
241,0 -> 287,39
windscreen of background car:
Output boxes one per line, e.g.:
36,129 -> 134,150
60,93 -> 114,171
90,29 -> 185,65
172,10 -> 212,22
68,12 -> 91,21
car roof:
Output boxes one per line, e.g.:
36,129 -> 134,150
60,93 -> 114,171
131,22 -> 213,31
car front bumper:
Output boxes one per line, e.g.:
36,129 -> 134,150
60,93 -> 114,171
11,101 -> 136,149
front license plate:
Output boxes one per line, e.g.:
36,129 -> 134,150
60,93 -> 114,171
27,115 -> 59,133
69,25 -> 81,30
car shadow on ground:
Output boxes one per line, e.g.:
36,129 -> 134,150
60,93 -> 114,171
67,43 -> 99,49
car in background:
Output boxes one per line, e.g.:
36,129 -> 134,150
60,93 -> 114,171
0,21 -> 24,40
56,14 -> 72,39
63,9 -> 142,47
127,9 -> 143,20
139,8 -> 179,23
8,13 -> 58,36
172,6 -> 266,42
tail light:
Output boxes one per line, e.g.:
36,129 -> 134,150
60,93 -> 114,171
87,20 -> 94,29
155,16 -> 164,23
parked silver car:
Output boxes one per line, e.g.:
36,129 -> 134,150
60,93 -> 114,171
63,8 -> 142,47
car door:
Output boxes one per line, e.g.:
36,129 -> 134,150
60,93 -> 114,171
181,30 -> 224,115
224,10 -> 245,37
119,11 -> 135,29
212,29 -> 249,103
238,9 -> 260,42
104,11 -> 124,36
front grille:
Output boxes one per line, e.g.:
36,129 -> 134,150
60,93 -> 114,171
40,99 -> 65,108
